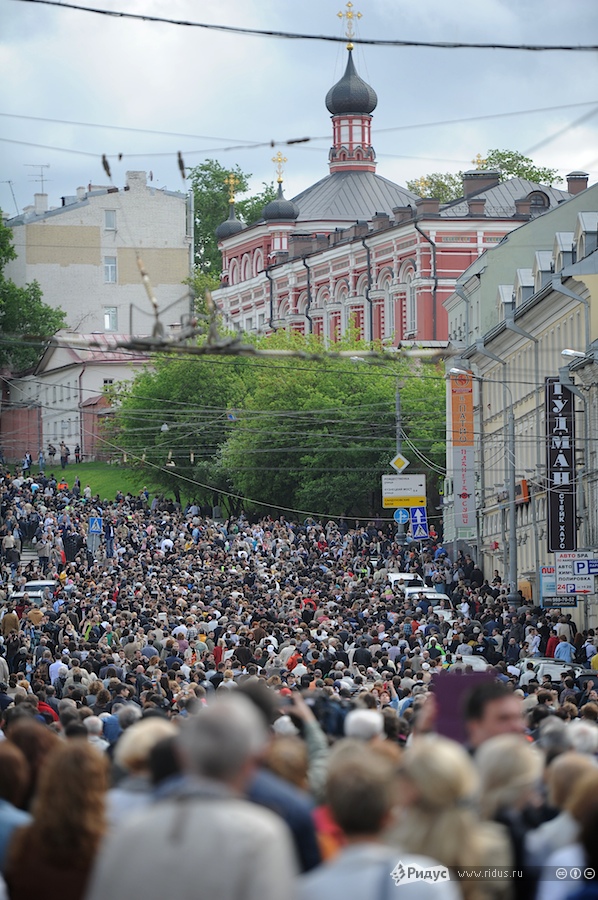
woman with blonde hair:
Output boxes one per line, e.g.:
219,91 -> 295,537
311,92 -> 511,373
387,735 -> 512,900
476,735 -> 545,900
5,740 -> 108,899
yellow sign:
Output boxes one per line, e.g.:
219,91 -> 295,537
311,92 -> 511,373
383,496 -> 426,509
390,453 -> 410,473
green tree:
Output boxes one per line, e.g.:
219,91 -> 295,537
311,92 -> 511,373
223,332 -> 446,518
0,219 -> 66,372
111,330 -> 446,518
110,353 -> 248,507
406,173 -> 463,204
483,149 -> 561,185
187,160 -> 276,277
408,149 -> 562,203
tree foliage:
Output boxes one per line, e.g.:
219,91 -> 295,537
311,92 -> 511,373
111,331 -> 446,519
483,149 -> 561,185
0,218 -> 66,372
408,148 -> 562,203
187,160 -> 276,277
406,173 -> 463,204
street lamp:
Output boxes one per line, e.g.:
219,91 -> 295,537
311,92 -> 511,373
449,367 -> 518,603
351,357 -> 405,543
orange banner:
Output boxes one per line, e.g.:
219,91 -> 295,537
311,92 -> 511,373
451,371 -> 475,529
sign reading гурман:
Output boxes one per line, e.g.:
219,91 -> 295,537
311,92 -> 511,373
545,377 -> 577,553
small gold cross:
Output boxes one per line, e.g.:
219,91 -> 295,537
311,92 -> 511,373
224,172 -> 238,203
472,153 -> 488,169
272,151 -> 287,184
338,1 -> 362,50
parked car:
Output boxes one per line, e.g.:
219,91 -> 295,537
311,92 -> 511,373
9,580 -> 57,607
387,572 -> 425,590
449,655 -> 491,672
517,657 -> 586,682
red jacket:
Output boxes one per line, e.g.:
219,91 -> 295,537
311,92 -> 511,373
546,635 -> 560,658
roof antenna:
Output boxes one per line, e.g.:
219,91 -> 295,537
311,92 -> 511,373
25,163 -> 50,194
0,181 -> 19,215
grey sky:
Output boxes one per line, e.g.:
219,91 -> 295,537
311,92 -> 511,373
1,0 -> 597,214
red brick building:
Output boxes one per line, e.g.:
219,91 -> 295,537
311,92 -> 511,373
212,47 -> 574,344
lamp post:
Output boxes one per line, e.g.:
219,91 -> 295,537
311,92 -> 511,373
351,357 -> 405,543
449,367 -> 518,603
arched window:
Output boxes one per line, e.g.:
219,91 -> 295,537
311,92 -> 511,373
381,276 -> 394,339
241,254 -> 251,282
229,259 -> 239,285
253,249 -> 264,277
528,191 -> 549,210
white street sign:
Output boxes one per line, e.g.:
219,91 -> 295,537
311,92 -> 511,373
382,474 -> 426,509
555,552 -> 595,595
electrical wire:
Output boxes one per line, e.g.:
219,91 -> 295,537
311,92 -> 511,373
10,0 -> 598,52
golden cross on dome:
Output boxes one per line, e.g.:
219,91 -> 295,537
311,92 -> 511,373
272,151 -> 287,184
224,172 -> 239,203
472,153 -> 488,169
338,1 -> 362,50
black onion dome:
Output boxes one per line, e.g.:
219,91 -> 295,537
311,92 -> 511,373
262,183 -> 300,221
325,49 -> 377,116
216,204 -> 244,240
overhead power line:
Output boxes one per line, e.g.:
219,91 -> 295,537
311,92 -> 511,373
10,0 -> 598,51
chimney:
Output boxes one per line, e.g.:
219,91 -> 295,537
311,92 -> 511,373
514,198 -> 531,219
393,205 -> 414,224
125,171 -> 147,191
467,197 -> 486,216
288,233 -> 315,258
371,212 -> 390,232
353,221 -> 369,238
415,197 -> 440,216
34,193 -> 48,215
462,169 -> 501,197
76,186 -> 86,200
567,171 -> 589,195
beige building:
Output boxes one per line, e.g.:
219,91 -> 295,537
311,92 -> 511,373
444,194 -> 598,627
4,170 -> 193,335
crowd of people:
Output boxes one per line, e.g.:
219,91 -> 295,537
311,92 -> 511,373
0,464 -> 597,900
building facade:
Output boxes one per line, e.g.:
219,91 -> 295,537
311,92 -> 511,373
213,47 -> 574,344
4,170 -> 193,336
443,191 -> 598,626
4,333 -> 148,463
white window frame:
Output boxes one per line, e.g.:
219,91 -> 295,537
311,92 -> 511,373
104,209 -> 116,230
406,273 -> 416,335
104,256 -> 117,283
104,307 -> 118,332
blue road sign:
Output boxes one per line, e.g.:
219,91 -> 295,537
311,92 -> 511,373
394,508 -> 409,524
89,516 -> 103,534
409,506 -> 429,539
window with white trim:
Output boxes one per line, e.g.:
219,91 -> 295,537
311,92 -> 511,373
104,256 -> 117,283
384,281 -> 395,338
104,307 -> 118,332
104,209 -> 116,230
406,273 -> 416,335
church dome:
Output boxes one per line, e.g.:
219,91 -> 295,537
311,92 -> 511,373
325,49 -> 377,116
262,183 -> 299,221
216,204 -> 244,240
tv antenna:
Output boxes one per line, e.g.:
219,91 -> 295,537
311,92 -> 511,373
0,181 -> 19,215
25,163 -> 50,193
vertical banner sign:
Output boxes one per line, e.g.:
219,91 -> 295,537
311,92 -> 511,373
545,377 -> 577,552
451,371 -> 475,529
